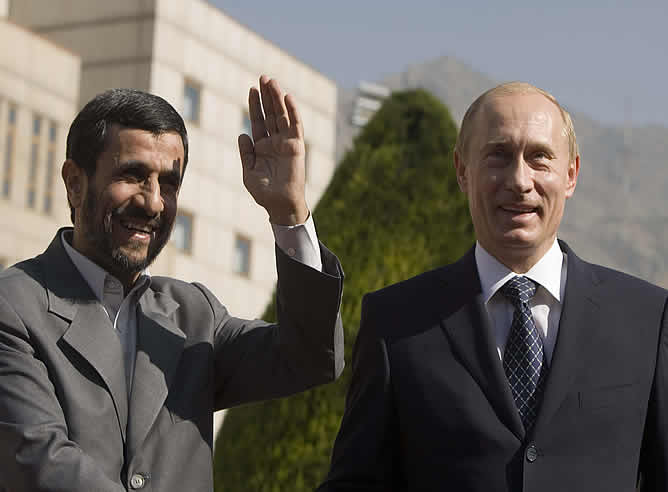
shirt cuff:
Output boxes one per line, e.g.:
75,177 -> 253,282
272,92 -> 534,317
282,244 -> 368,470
271,213 -> 323,271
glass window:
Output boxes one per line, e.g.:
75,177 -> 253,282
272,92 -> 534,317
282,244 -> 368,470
3,104 -> 16,198
233,235 -> 251,276
43,122 -> 57,214
27,115 -> 42,208
183,81 -> 201,124
44,149 -> 56,207
171,212 -> 193,253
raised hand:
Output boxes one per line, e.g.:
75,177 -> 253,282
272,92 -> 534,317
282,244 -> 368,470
238,75 -> 309,226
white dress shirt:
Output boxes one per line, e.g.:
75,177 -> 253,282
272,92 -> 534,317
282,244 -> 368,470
475,239 -> 568,366
61,215 -> 322,394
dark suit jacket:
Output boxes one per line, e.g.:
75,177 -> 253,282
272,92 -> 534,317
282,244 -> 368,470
319,241 -> 668,492
0,229 -> 344,492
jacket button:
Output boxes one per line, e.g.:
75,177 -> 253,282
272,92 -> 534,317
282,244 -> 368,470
130,473 -> 146,489
526,444 -> 538,462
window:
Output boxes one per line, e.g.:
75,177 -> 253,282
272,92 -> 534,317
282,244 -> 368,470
27,115 -> 42,208
3,104 -> 16,198
183,81 -> 201,124
242,110 -> 252,136
43,121 -> 57,213
232,235 -> 251,277
171,211 -> 193,253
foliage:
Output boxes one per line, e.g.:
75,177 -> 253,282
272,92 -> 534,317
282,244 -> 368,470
214,89 -> 474,491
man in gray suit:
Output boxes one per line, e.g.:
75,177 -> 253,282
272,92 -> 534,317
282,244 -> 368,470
0,76 -> 344,491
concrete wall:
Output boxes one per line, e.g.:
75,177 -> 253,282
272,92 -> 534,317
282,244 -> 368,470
0,18 -> 80,266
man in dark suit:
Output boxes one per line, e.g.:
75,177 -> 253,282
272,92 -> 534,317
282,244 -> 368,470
0,76 -> 344,491
318,82 -> 668,491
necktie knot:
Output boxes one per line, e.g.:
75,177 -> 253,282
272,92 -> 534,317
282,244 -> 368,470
501,276 -> 537,307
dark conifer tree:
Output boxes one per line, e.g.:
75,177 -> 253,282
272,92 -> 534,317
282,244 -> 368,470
214,89 -> 474,491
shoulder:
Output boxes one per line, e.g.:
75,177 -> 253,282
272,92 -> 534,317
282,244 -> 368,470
568,253 -> 667,319
149,276 -> 225,316
150,276 -> 212,304
360,255 -> 475,342
0,257 -> 48,308
577,257 -> 666,300
365,266 -> 449,308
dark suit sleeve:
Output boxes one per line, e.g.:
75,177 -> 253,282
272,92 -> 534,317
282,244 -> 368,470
0,295 -> 125,492
317,293 -> 399,491
199,242 -> 344,410
639,297 -> 668,491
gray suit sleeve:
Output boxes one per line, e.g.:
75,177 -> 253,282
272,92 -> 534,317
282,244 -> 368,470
197,241 -> 344,410
0,296 -> 125,492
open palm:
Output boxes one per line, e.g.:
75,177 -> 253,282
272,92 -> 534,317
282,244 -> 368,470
238,76 -> 308,226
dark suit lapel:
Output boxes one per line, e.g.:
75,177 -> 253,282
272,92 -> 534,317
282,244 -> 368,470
126,289 -> 183,457
43,231 -> 129,442
531,241 -> 600,437
440,248 -> 525,441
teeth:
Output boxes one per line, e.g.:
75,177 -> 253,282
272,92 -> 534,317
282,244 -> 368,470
120,220 -> 151,233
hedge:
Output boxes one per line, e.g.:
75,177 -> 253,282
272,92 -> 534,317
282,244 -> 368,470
214,89 -> 474,491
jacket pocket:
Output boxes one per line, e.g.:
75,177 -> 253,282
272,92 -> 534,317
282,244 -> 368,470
578,382 -> 637,410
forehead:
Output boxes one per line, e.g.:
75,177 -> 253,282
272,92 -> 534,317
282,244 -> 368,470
100,125 -> 185,173
474,92 -> 566,145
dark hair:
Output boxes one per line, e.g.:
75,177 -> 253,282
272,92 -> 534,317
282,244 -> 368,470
65,88 -> 189,222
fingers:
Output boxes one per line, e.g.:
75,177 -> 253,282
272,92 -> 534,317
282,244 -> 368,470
238,134 -> 255,170
285,94 -> 303,139
259,75 -> 277,135
248,87 -> 268,142
268,79 -> 290,132
257,75 -> 298,136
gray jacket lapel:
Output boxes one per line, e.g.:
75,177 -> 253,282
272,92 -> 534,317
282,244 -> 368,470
127,289 -> 183,457
42,230 -> 129,442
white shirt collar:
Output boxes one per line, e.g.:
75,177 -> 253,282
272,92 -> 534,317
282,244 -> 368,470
60,230 -> 150,306
475,239 -> 564,305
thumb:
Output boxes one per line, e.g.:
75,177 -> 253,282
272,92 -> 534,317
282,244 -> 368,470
238,134 -> 255,171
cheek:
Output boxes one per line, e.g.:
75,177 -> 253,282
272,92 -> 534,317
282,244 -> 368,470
106,184 -> 137,207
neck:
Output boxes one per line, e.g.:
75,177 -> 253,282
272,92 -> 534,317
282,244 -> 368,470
69,228 -> 140,295
480,240 -> 555,274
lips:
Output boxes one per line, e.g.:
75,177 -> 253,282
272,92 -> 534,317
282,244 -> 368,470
119,219 -> 154,234
500,204 -> 539,214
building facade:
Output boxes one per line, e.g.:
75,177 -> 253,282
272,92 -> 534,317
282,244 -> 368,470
3,0 -> 338,436
0,14 -> 80,269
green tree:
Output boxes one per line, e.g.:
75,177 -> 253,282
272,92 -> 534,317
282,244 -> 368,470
214,89 -> 474,491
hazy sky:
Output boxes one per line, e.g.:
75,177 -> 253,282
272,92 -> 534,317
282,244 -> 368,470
213,1 -> 668,129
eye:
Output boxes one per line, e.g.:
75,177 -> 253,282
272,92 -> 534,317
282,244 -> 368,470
531,150 -> 551,161
486,147 -> 509,165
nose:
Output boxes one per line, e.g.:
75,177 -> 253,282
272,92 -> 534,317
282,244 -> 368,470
137,177 -> 164,217
506,155 -> 533,194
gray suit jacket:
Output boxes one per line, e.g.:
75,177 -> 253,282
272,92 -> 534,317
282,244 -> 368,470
0,229 -> 344,492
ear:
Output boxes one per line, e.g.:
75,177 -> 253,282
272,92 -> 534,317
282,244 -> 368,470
564,154 -> 580,198
453,150 -> 468,193
61,159 -> 86,209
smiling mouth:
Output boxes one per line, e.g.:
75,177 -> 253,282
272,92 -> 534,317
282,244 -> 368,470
501,205 -> 538,214
116,218 -> 158,239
